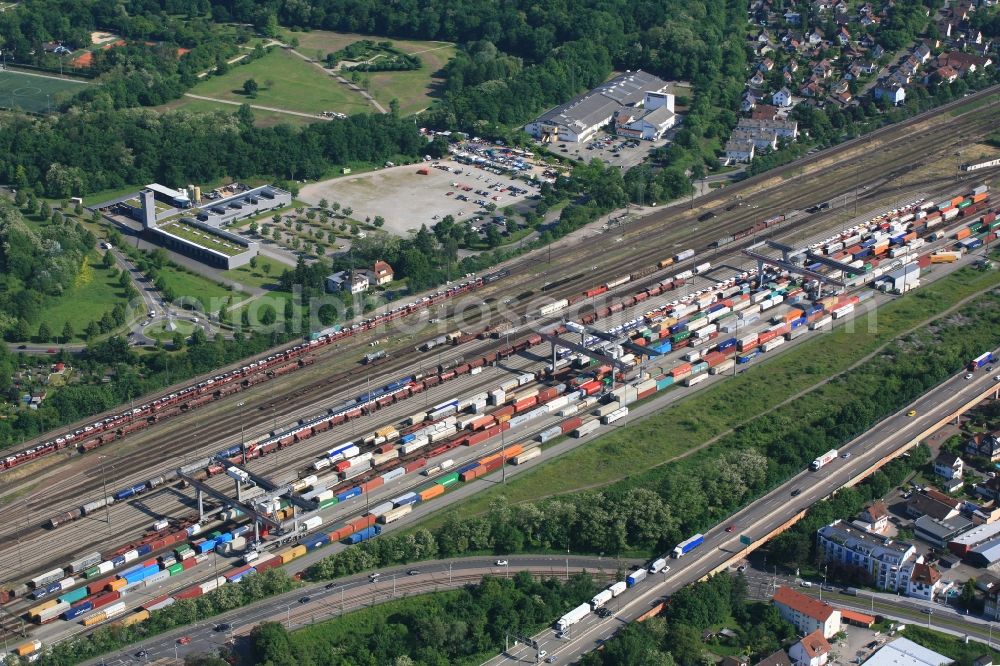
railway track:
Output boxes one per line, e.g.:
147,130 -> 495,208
0,88 -> 997,589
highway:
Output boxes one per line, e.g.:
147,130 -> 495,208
81,555 -> 642,666
482,368 -> 1000,665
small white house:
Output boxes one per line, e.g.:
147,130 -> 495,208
772,87 -> 794,108
789,629 -> 831,666
933,451 -> 964,480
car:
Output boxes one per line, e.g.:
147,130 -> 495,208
177,637 -> 191,645
538,650 -> 548,658
725,525 -> 736,533
965,373 -> 974,380
136,650 -> 148,658
841,452 -> 851,459
921,608 -> 933,614
298,595 -> 311,603
325,582 -> 337,589
369,572 -> 381,580
214,623 -> 231,632
546,657 -> 558,664
791,489 -> 802,497
994,375 -> 1000,382
496,559 -> 508,566
907,410 -> 917,416
407,569 -> 420,575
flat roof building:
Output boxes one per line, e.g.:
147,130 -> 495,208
194,185 -> 292,228
525,71 -> 670,143
863,637 -> 953,666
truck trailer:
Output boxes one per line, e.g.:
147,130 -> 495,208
672,534 -> 704,558
555,603 -> 591,631
810,449 -> 838,471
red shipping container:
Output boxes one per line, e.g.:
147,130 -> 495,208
671,363 -> 692,378
703,352 -> 726,367
361,477 -> 384,493
143,558 -> 157,568
494,405 -> 516,419
152,539 -> 167,551
514,397 -> 537,412
482,458 -> 503,472
143,595 -> 170,610
88,577 -> 116,595
537,387 -> 558,402
348,515 -> 377,532
174,587 -> 203,600
673,338 -> 690,350
471,415 -> 495,430
560,416 -> 583,433
181,558 -> 197,570
90,591 -> 121,609
404,458 -> 426,473
466,430 -> 490,446
637,388 -> 656,400
758,330 -> 777,345
255,558 -> 282,573
460,468 -> 483,482
983,211 -> 997,225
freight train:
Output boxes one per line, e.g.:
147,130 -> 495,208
1,275 -> 492,472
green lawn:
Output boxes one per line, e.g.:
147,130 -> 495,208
287,30 -> 455,116
159,221 -> 245,256
153,96 -> 316,128
411,261 -> 1000,530
188,48 -> 371,116
35,255 -> 128,340
154,265 -> 241,312
222,256 -> 291,290
145,319 -> 197,340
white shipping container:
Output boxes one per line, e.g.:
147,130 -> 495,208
301,516 -> 323,531
573,420 -> 601,437
761,337 -> 785,352
602,407 -> 629,424
608,581 -> 627,597
381,468 -> 405,482
557,405 -> 579,417
440,459 -> 455,470
379,504 -> 413,524
489,389 -> 506,406
810,316 -> 832,330
694,262 -> 711,274
832,304 -> 855,319
103,601 -> 127,618
709,359 -> 735,375
684,374 -> 708,387
512,448 -> 541,464
591,589 -> 614,609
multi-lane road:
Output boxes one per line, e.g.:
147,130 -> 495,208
484,367 -> 1000,664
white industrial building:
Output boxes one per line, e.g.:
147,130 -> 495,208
612,92 -> 677,141
194,185 -> 292,228
876,262 -> 921,293
862,638 -> 953,666
524,71 -> 671,143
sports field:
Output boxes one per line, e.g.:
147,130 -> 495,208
0,69 -> 90,113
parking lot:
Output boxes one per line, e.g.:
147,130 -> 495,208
298,159 -> 539,238
549,130 -> 670,169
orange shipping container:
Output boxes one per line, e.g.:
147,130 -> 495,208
671,363 -> 692,378
502,444 -> 524,459
108,579 -> 127,592
973,192 -> 989,203
418,485 -> 445,501
955,227 -> 972,240
782,309 -> 804,324
951,196 -> 966,207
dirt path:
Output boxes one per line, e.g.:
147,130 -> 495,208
183,93 -> 326,120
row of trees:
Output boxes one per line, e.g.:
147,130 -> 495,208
249,573 -> 597,666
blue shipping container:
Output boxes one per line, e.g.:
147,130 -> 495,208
656,377 -> 673,391
336,487 -> 362,503
196,540 -> 217,554
229,569 -> 256,583
456,462 -> 480,474
717,338 -> 737,352
137,544 -> 152,556
62,603 -> 93,621
216,533 -> 233,544
346,525 -> 382,544
400,434 -> 415,444
305,534 -> 331,551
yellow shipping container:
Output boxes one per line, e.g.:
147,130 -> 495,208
108,578 -> 127,592
276,548 -> 296,564
495,413 -> 512,423
14,640 -> 41,657
28,599 -> 58,618
289,545 -> 307,560
374,426 -> 398,439
83,612 -> 108,626
113,610 -> 150,627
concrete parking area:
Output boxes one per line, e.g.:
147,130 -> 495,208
550,130 -> 669,169
298,159 -> 540,237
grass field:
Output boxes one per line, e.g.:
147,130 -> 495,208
222,255 -> 290,290
35,255 -> 128,340
154,265 -> 241,311
188,49 -> 370,116
0,69 -> 90,113
153,96 -> 316,128
159,221 -> 245,256
412,261 -> 1000,530
288,30 -> 455,115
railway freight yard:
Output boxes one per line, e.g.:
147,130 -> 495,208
2,89 -> 1000,660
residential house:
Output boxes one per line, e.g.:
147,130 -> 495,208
757,29 -> 772,44
750,71 -> 767,87
837,27 -> 852,45
856,501 -> 889,534
325,270 -> 369,294
817,520 -> 921,593
785,61 -> 799,74
870,44 -> 886,59
773,87 -> 794,107
936,51 -> 993,76
799,80 -> 823,97
975,574 -> 1000,593
975,476 -> 1000,502
874,83 -> 906,106
756,650 -> 793,666
934,452 -> 964,480
789,630 -> 831,666
906,489 -> 961,520
913,43 -> 932,64
772,586 -> 842,638
723,139 -> 755,164
371,260 -> 394,286
811,0 -> 831,13
966,433 -> 1000,461
982,586 -> 1000,620
759,58 -> 776,72
784,9 -> 802,24
907,563 -> 944,600
808,28 -> 826,45
721,658 -> 748,666
739,117 -> 799,139
812,59 -> 833,78
751,104 -> 780,120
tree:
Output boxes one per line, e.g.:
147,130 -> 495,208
249,221 -> 259,236
85,321 -> 100,341
319,199 -> 329,210
102,251 -> 115,269
373,216 -> 385,228
342,206 -> 353,218
118,271 -> 131,289
262,263 -> 272,275
486,224 -> 502,247
37,322 -> 52,342
172,331 -> 185,349
61,321 -> 74,343
243,79 -> 259,98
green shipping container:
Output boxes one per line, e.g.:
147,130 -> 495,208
175,544 -> 191,554
168,562 -> 184,575
278,499 -> 292,509
671,330 -> 692,343
969,222 -> 984,233
209,531 -> 223,539
84,566 -> 101,579
319,498 -> 338,509
958,200 -> 972,209
439,472 -> 460,486
59,587 -> 89,604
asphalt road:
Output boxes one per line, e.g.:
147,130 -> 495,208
482,367 -> 1000,665
84,555 -> 639,666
